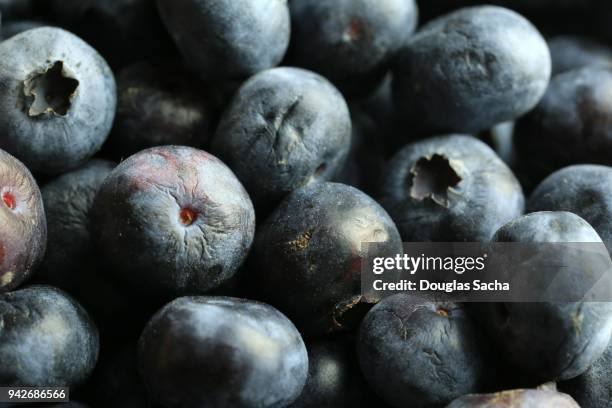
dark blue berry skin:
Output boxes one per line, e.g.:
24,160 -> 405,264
0,20 -> 45,40
357,294 -> 498,408
0,27 -> 117,175
393,6 -> 551,135
379,135 -> 524,242
528,165 -> 612,248
473,211 -> 612,382
251,182 -> 402,337
37,159 -> 114,288
560,338 -> 612,408
0,285 -> 99,387
548,35 -> 612,76
290,337 -> 385,408
212,67 -> 352,212
44,0 -> 176,69
90,146 -> 255,298
514,67 -> 612,190
0,0 -> 36,19
105,62 -> 216,160
157,0 -> 290,80
286,0 -> 418,98
138,296 -> 308,408
446,389 -> 579,408
0,148 -> 46,293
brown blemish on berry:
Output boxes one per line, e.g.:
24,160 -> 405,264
436,306 -> 450,317
2,192 -> 16,210
286,230 -> 312,251
179,208 -> 198,226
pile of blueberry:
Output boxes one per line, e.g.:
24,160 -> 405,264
1,0 -> 612,407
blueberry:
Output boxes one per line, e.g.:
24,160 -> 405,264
212,67 -> 351,212
0,20 -> 45,39
446,388 -> 579,407
0,285 -> 99,387
38,159 -> 114,288
473,211 -> 612,382
251,182 -> 402,336
560,338 -> 612,408
0,27 -> 117,175
44,0 -> 176,69
90,146 -> 255,297
0,0 -> 36,20
0,148 -> 46,293
379,135 -> 524,242
393,6 -> 551,135
548,35 -> 612,75
528,165 -> 612,247
138,296 -> 308,408
514,67 -> 612,189
290,337 -> 384,407
157,0 -> 290,80
357,294 -> 497,408
105,62 -> 216,159
287,0 -> 418,97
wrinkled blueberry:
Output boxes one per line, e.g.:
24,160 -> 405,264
251,182 -> 402,336
379,135 -> 524,242
474,211 -> 612,382
0,285 -> 99,387
0,27 -> 116,174
514,67 -> 612,189
357,294 -> 497,408
287,0 -> 418,97
0,148 -> 46,293
212,67 -> 351,211
157,0 -> 290,80
393,6 -> 551,135
90,146 -> 255,297
138,296 -> 308,408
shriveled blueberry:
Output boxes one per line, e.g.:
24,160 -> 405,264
548,35 -> 612,75
44,0 -> 176,68
0,148 -> 46,293
446,388 -> 579,408
157,0 -> 290,80
287,0 -> 418,97
138,296 -> 308,408
379,135 -> 524,242
0,27 -> 117,174
528,165 -> 612,246
291,337 -> 383,407
105,62 -> 216,159
251,182 -> 402,336
473,211 -> 612,382
0,285 -> 99,387
0,20 -> 45,39
393,6 -> 551,135
357,294 -> 497,408
514,67 -> 612,189
212,67 -> 351,211
560,338 -> 612,408
90,146 -> 255,297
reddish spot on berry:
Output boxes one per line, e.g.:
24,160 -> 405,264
0,244 -> 4,264
345,18 -> 364,42
2,192 -> 16,210
180,208 -> 198,226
